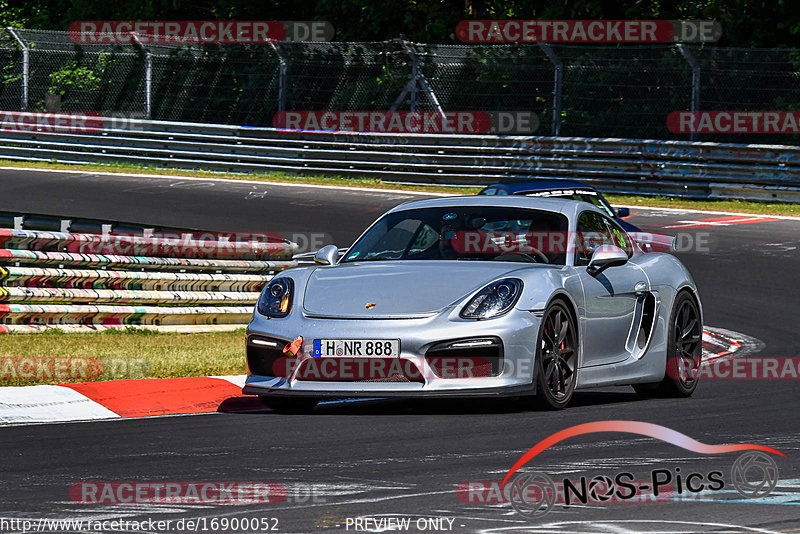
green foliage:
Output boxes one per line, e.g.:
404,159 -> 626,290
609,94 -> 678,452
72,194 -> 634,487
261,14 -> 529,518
0,59 -> 21,85
0,0 -> 39,28
47,61 -> 102,96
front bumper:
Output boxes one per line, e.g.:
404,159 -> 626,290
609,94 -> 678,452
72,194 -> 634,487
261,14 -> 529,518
243,306 -> 540,398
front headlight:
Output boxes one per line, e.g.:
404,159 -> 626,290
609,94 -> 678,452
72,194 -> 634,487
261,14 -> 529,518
460,278 -> 523,320
257,278 -> 294,318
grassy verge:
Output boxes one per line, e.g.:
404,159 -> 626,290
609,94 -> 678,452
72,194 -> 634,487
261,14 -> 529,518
2,158 -> 799,216
0,328 -> 246,386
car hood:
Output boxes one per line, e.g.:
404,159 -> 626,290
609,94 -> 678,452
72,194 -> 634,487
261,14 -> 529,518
302,261 -> 531,319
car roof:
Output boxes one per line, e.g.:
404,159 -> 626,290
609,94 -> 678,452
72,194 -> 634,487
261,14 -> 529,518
386,195 -> 606,221
483,179 -> 595,194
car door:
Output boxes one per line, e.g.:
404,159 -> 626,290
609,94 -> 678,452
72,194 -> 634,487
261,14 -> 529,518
576,211 -> 647,367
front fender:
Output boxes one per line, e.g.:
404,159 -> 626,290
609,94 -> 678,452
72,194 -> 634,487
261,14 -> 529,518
514,267 -> 583,312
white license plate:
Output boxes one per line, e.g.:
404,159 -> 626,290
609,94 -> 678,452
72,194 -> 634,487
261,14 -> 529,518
313,339 -> 400,358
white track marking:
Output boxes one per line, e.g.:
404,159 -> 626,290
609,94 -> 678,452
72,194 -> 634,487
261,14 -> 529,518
211,374 -> 246,388
619,204 -> 800,221
702,327 -> 765,364
477,519 -> 784,534
664,217 -> 778,229
0,385 -> 119,424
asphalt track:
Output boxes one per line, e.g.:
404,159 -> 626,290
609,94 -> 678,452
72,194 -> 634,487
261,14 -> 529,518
1,167 -> 799,533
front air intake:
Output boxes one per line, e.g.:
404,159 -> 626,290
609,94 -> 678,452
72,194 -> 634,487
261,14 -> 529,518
425,337 -> 504,378
246,335 -> 293,377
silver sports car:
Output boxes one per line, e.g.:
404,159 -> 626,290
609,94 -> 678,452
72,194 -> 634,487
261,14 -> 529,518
243,196 -> 702,412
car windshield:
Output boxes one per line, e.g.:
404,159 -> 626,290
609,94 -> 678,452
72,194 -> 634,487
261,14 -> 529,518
341,206 -> 569,264
522,188 -> 616,217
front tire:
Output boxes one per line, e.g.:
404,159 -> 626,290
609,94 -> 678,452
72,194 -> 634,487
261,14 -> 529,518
634,291 -> 702,398
259,397 -> 319,413
533,300 -> 578,410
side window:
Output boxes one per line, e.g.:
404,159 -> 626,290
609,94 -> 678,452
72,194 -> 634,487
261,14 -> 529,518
602,216 -> 635,258
575,212 -> 613,266
482,188 -> 496,196
495,188 -> 509,195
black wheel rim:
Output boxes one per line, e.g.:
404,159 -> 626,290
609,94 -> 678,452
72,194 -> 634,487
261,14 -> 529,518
540,307 -> 577,400
674,299 -> 702,388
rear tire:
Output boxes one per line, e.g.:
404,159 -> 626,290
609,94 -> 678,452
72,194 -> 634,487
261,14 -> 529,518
532,300 -> 579,410
259,397 -> 319,413
634,291 -> 701,398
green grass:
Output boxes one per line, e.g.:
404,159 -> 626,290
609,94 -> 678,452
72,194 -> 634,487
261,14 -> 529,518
0,328 -> 246,386
2,158 -> 799,216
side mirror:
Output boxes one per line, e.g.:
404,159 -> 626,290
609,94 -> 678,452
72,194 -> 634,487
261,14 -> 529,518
616,207 -> 630,218
587,245 -> 628,275
314,245 -> 339,265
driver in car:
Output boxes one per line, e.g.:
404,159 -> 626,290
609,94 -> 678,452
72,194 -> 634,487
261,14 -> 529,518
438,212 -> 462,259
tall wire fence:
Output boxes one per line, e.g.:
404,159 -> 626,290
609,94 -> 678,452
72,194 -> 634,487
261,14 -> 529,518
3,28 -> 800,143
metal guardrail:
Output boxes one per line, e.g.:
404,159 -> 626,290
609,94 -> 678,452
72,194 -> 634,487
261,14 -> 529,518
0,117 -> 799,202
0,210 -> 199,234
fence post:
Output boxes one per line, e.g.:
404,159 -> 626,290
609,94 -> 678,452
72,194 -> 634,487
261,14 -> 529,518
389,39 -> 446,123
130,32 -> 152,119
407,43 -> 419,111
408,63 -> 418,111
538,43 -> 562,137
7,28 -> 28,111
269,42 -> 287,114
388,40 -> 411,113
676,44 -> 700,142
